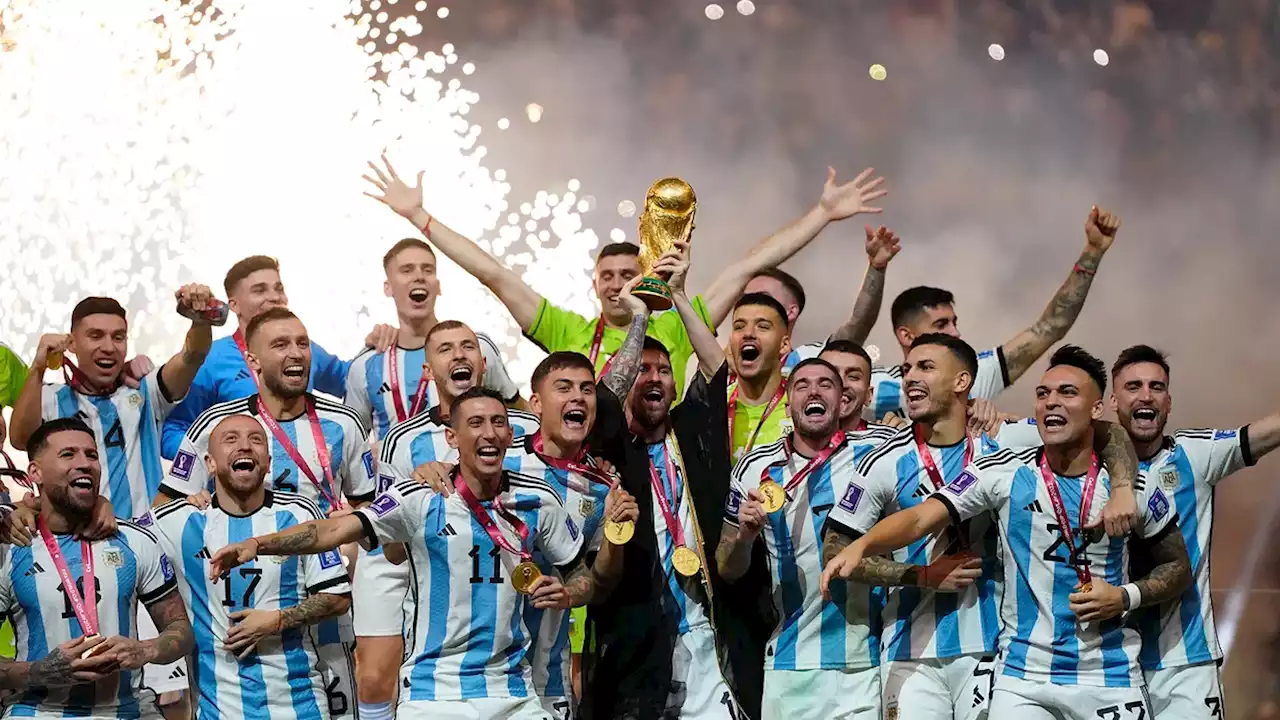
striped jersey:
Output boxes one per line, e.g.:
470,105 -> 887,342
144,492 -> 352,720
354,473 -> 584,701
725,425 -> 896,671
40,369 -> 176,518
503,437 -> 611,700
825,424 -> 1040,661
937,447 -> 1175,687
1134,427 -> 1253,670
345,333 -> 520,442
161,394 -> 378,515
645,440 -> 709,634
0,521 -> 178,718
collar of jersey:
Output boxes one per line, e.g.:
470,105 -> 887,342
212,489 -> 274,517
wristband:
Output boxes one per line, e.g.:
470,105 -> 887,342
1121,583 -> 1142,613
420,213 -> 434,241
1073,263 -> 1097,277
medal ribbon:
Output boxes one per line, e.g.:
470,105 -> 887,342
60,359 -> 120,398
1038,451 -> 1100,587
388,347 -> 431,423
648,436 -> 689,548
914,424 -> 973,491
454,470 -> 533,562
0,449 -> 34,491
256,396 -> 341,513
728,379 -> 788,457
531,433 -> 613,493
587,317 -> 617,378
232,330 -> 262,391
761,431 -> 847,495
38,517 -> 97,636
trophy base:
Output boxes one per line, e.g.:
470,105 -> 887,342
633,276 -> 673,312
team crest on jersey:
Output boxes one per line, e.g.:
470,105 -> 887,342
171,450 -> 196,480
945,471 -> 979,495
886,704 -> 899,720
370,494 -> 400,517
128,392 -> 142,407
160,554 -> 175,582
318,550 -> 343,569
838,484 -> 864,513
103,549 -> 124,568
780,418 -> 794,436
1148,488 -> 1171,521
578,497 -> 596,517
269,555 -> 288,564
1159,467 -> 1179,492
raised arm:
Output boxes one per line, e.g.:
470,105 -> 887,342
599,277 -> 650,400
208,515 -> 366,579
716,486 -> 767,583
1001,207 -> 1119,385
819,497 -> 953,599
9,333 -> 69,450
829,225 -> 902,344
157,284 -> 217,401
700,167 -> 887,326
1245,412 -> 1280,460
658,240 -> 724,378
363,154 -> 543,331
1095,420 -> 1140,537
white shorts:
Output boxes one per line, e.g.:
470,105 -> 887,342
1144,661 -> 1225,719
317,640 -> 358,718
666,625 -> 740,720
138,608 -> 189,696
882,654 -> 995,720
988,675 -> 1153,720
397,696 -> 550,719
538,695 -> 573,720
352,546 -> 408,637
763,666 -> 880,720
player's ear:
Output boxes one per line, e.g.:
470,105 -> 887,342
895,325 -> 914,350
954,370 -> 974,397
204,453 -> 217,476
245,351 -> 262,375
445,427 -> 458,450
779,333 -> 792,359
383,279 -> 393,299
1091,398 -> 1105,421
529,392 -> 543,417
1108,392 -> 1118,414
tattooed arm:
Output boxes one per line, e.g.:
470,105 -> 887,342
821,527 -> 982,592
0,637 -> 117,690
1095,420 -> 1140,537
208,515 -> 365,578
600,277 -> 651,399
1133,527 -> 1193,607
283,592 -> 351,630
144,590 -> 195,665
1000,207 -> 1120,386
829,225 -> 901,344
561,551 -> 623,607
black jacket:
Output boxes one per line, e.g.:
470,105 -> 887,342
582,363 -> 774,720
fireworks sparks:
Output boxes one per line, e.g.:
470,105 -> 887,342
0,0 -> 599,389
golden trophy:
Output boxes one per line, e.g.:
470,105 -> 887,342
633,177 -> 697,311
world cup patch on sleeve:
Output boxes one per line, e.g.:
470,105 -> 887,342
1213,429 -> 1237,441
945,471 -> 980,496
171,451 -> 196,480
370,493 -> 400,517
725,489 -> 743,517
566,517 -> 580,541
838,484 -> 864,513
160,554 -> 175,582
1147,488 -> 1171,522
377,472 -> 396,494
362,450 -> 376,479
318,550 -> 342,569
134,513 -> 154,528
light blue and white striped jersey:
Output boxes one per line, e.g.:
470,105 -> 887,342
144,492 -> 351,720
1134,427 -> 1253,671
354,474 -> 584,702
345,333 -> 520,442
504,438 -> 611,699
0,520 -> 177,718
724,425 -> 896,671
41,369 -> 177,519
645,440 -> 709,635
825,424 -> 1039,661
161,394 -> 378,515
939,447 -> 1175,688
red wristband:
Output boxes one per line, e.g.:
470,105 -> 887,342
1073,263 -> 1096,277
420,214 -> 434,241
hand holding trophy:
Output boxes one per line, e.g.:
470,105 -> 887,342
632,178 -> 697,311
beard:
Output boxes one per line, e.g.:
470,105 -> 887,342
263,371 -> 308,400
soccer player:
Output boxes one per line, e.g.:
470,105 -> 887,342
1109,345 -> 1280,718
823,345 -> 1194,719
208,388 -> 624,718
361,154 -> 886,398
162,308 -> 375,718
727,293 -> 792,463
818,336 -> 1138,720
146,414 -> 353,719
345,238 -> 522,442
861,207 -> 1122,420
715,358 -> 896,720
0,418 -> 193,717
162,256 -> 358,459
10,291 -> 216,516
818,340 -> 881,433
358,319 -> 539,720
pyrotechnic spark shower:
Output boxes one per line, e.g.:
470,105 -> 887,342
0,0 -> 599,387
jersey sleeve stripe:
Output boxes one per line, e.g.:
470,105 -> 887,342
972,446 -> 1037,471
118,519 -> 162,544
933,491 -> 963,529
308,576 -> 351,595
188,397 -> 254,440
1172,428 -> 1217,440
355,511 -> 380,550
273,492 -> 327,521
1241,424 -> 1256,467
379,411 -> 438,463
994,345 -> 1011,388
855,428 -> 913,475
139,578 -> 179,606
314,396 -> 372,437
392,480 -> 430,496
507,474 -> 564,504
732,440 -> 786,483
153,500 -> 193,521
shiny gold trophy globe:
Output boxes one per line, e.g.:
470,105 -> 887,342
633,178 -> 697,311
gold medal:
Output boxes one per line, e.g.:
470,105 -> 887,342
604,519 -> 634,545
758,480 -> 786,513
80,634 -> 104,659
671,546 -> 702,576
47,351 -> 63,371
511,560 -> 542,594
1077,582 -> 1092,594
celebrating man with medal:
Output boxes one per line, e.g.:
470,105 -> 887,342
822,346 -> 1193,719
0,418 -> 193,718
206,387 -> 617,719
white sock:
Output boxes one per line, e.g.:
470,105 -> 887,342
359,700 -> 394,720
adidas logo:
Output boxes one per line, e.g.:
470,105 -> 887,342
1024,500 -> 1044,513
235,370 -> 253,382
438,523 -> 457,537
194,547 -> 211,559
75,411 -> 90,421
377,383 -> 392,395
168,667 -> 187,680
912,486 -> 933,500
24,562 -> 45,576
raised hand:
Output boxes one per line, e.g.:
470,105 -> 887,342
209,540 -> 259,580
966,398 -> 1000,437
652,240 -> 692,295
175,284 -> 215,322
737,489 -> 767,539
864,225 -> 902,271
603,483 -> 638,527
121,355 -> 155,390
818,166 -> 887,222
186,489 -> 213,510
615,275 -> 649,319
1084,206 -> 1121,254
4,494 -> 40,547
77,496 -> 117,542
33,333 -> 70,373
362,153 -> 425,220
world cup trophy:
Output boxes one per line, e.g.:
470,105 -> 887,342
632,177 -> 697,311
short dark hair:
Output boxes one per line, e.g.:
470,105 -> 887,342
1111,344 -> 1170,380
733,292 -> 790,329
450,387 -> 506,420
224,255 -> 280,297
910,333 -> 979,384
750,268 -> 807,315
382,238 -> 436,271
891,286 -> 956,329
426,320 -> 473,347
70,297 -> 126,330
642,336 -> 670,358
1049,344 -> 1108,395
244,307 -> 300,346
790,357 -> 841,384
28,418 -> 95,458
531,351 -> 595,391
595,243 -> 640,264
820,339 -> 873,370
